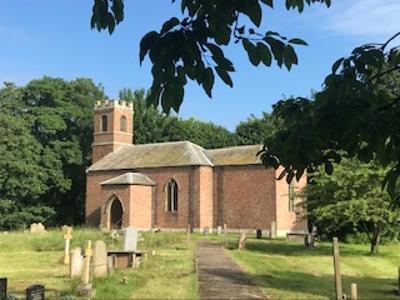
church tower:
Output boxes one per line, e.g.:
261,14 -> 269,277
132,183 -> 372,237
92,100 -> 133,164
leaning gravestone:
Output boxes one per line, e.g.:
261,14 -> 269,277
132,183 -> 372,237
217,226 -> 222,235
26,284 -> 44,300
238,232 -> 247,250
122,227 -> 138,252
93,240 -> 108,277
0,277 -> 7,300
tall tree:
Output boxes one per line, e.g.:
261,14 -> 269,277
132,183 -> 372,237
305,158 -> 400,254
119,88 -> 238,148
236,112 -> 280,145
0,77 -> 105,228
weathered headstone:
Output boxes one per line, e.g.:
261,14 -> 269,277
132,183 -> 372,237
217,226 -> 222,235
70,247 -> 83,277
30,223 -> 46,234
81,240 -> 93,284
93,240 -> 108,277
62,226 -> 73,265
203,227 -> 209,236
256,229 -> 262,239
107,256 -> 114,274
270,221 -> 276,239
0,277 -> 7,300
121,227 -> 138,252
26,284 -> 44,300
238,232 -> 247,250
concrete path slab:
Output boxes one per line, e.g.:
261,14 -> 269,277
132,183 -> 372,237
197,241 -> 268,300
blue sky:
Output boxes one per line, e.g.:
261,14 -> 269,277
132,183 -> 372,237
1,0 -> 399,130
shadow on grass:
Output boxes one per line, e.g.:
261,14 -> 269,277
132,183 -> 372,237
241,239 -> 370,257
251,270 -> 396,299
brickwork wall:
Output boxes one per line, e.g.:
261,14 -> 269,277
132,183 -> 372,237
197,166 -> 214,230
214,165 -> 276,230
130,185 -> 153,229
275,167 -> 308,236
100,185 -> 131,228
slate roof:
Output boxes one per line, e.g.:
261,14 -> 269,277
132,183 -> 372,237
101,172 -> 156,186
206,145 -> 262,166
88,141 -> 262,172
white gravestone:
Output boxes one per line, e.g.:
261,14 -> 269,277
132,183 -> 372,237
70,247 -> 83,277
122,227 -> 138,252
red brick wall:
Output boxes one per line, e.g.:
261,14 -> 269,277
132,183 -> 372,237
92,104 -> 133,164
130,185 -> 153,229
214,165 -> 276,230
275,167 -> 308,236
138,167 -> 194,229
100,185 -> 131,228
196,166 -> 214,230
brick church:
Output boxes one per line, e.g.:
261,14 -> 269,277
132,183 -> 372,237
85,100 -> 307,236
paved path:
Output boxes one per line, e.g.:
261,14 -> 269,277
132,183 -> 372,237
197,241 -> 267,300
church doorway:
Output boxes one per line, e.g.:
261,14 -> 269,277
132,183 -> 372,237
106,196 -> 124,230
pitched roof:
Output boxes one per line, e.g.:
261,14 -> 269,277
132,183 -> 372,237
88,141 -> 213,171
101,172 -> 156,186
206,145 -> 262,166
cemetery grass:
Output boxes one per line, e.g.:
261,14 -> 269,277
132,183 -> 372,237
0,229 -> 196,299
224,236 -> 399,299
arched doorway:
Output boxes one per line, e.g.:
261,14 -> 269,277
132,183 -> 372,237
110,199 -> 123,229
105,195 -> 124,230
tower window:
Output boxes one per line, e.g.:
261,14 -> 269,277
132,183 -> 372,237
101,115 -> 108,132
166,179 -> 178,212
120,115 -> 127,132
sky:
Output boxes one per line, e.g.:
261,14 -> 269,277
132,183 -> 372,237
1,0 -> 399,130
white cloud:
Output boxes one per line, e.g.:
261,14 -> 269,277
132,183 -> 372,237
323,0 -> 400,38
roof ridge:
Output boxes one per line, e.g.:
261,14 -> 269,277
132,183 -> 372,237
206,144 -> 262,152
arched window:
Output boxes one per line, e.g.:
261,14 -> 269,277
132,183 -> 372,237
166,179 -> 178,212
101,115 -> 108,132
120,115 -> 127,132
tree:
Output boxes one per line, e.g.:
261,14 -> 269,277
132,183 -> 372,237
0,77 -> 105,228
305,158 -> 400,254
119,88 -> 239,148
236,112 -> 280,145
91,0 -> 331,112
259,34 -> 400,197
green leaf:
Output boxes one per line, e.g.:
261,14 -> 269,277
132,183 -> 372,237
257,43 -> 272,66
215,66 -> 233,87
161,17 -> 180,34
288,38 -> 308,46
139,31 -> 159,64
261,0 -> 273,8
244,0 -> 262,27
243,39 -> 261,66
202,68 -> 214,98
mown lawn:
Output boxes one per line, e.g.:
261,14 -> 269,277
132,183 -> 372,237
227,237 -> 400,299
0,229 -> 196,299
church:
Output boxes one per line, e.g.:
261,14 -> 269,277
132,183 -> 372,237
85,100 -> 307,236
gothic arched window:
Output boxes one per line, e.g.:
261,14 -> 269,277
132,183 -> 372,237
101,115 -> 108,132
166,179 -> 178,212
120,115 -> 127,132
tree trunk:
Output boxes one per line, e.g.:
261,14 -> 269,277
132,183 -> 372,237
370,231 -> 381,254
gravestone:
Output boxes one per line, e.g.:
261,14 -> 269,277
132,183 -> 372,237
203,227 -> 209,236
30,223 -> 46,234
121,227 -> 138,252
70,247 -> 83,277
238,232 -> 247,250
0,277 -> 7,300
81,240 -> 93,284
93,240 -> 108,277
217,226 -> 222,235
256,229 -> 262,239
62,226 -> 73,265
26,284 -> 44,300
